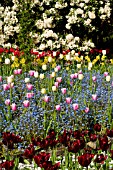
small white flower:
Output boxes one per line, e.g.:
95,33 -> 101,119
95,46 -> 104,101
5,58 -> 10,64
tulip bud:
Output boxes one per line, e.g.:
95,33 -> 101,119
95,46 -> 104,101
48,56 -> 53,62
0,76 -> 2,82
41,88 -> 46,94
11,103 -> 17,111
66,97 -> 72,104
29,70 -> 35,76
43,96 -> 50,103
73,103 -> 79,111
106,75 -> 110,82
34,71 -> 39,78
25,78 -> 30,83
52,86 -> 57,92
56,105 -> 61,111
42,64 -> 47,70
78,74 -> 84,80
23,100 -> 30,107
77,64 -> 81,69
92,94 -> 97,101
61,88 -> 67,94
5,99 -> 10,106
26,83 -> 33,90
40,73 -> 44,79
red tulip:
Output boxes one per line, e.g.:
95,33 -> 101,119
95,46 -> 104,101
94,123 -> 101,132
78,153 -> 94,167
94,154 -> 107,164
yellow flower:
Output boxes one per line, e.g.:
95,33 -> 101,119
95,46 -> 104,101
11,64 -> 15,68
92,59 -> 97,65
41,88 -> 46,94
44,57 -> 48,63
36,59 -> 43,65
22,64 -> 26,67
0,58 -> 2,62
66,67 -> 69,70
74,56 -> 81,62
96,56 -> 100,60
100,62 -> 105,66
42,64 -> 47,70
15,62 -> 19,68
110,59 -> 113,64
80,55 -> 84,60
14,58 -> 18,62
85,56 -> 90,62
52,62 -> 56,68
101,55 -> 106,61
20,58 -> 26,64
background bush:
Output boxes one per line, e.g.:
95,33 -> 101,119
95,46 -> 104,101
0,0 -> 113,53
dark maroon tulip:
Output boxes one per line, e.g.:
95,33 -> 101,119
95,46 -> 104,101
110,150 -> 113,159
94,154 -> 107,164
99,135 -> 109,151
34,152 -> 50,167
23,144 -> 35,159
42,161 -> 60,170
46,129 -> 56,139
78,153 -> 94,167
106,129 -> 113,137
73,130 -> 81,139
89,134 -> 97,142
31,136 -> 41,146
0,160 -> 14,170
2,132 -> 22,149
94,123 -> 101,132
58,129 -> 71,146
68,139 -> 81,153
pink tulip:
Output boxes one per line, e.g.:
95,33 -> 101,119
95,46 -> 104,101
61,88 -> 67,94
26,83 -> 33,90
17,69 -> 22,74
23,100 -> 30,107
8,83 -> 14,88
92,94 -> 97,101
104,72 -> 109,77
70,74 -> 75,79
78,70 -> 82,74
29,70 -> 35,76
112,81 -> 113,87
73,103 -> 79,111
43,96 -> 50,103
5,99 -> 10,106
66,97 -> 72,104
26,93 -> 34,98
56,65 -> 61,71
56,77 -> 62,83
54,82 -> 59,88
56,105 -> 61,111
0,76 -> 2,82
11,103 -> 17,111
74,73 -> 78,78
3,84 -> 10,91
14,69 -> 18,75
84,107 -> 90,113
92,76 -> 97,82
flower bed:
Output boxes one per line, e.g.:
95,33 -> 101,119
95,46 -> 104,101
0,47 -> 113,169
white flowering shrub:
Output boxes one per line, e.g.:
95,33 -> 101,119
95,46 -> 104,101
0,0 -> 113,52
